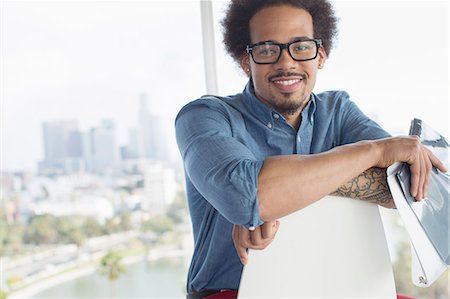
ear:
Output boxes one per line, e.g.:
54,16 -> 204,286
317,46 -> 327,69
240,54 -> 251,76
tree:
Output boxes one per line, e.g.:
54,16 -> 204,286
98,250 -> 125,281
141,215 -> 174,236
82,217 -> 104,237
166,191 -> 187,225
24,214 -> 58,245
103,217 -> 121,234
118,213 -> 132,231
54,217 -> 84,245
0,218 -> 25,255
24,214 -> 88,246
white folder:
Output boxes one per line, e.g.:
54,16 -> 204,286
387,162 -> 448,287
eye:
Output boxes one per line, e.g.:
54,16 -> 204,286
258,49 -> 275,56
254,45 -> 278,57
295,45 -> 307,51
292,43 -> 312,52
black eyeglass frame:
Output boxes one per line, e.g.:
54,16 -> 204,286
245,38 -> 323,65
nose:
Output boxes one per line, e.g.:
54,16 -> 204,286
274,47 -> 296,70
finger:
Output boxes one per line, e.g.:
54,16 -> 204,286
232,225 -> 248,265
249,226 -> 263,246
422,151 -> 433,199
416,149 -> 426,200
249,229 -> 273,249
261,220 -> 279,239
427,148 -> 448,173
239,225 -> 252,247
251,221 -> 280,250
409,154 -> 420,198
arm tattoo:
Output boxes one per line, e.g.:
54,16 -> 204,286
331,167 -> 394,208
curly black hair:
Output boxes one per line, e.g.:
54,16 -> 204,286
221,0 -> 339,63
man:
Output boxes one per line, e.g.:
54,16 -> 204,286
175,0 -> 447,298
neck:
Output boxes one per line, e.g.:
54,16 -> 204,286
281,97 -> 310,130
283,110 -> 302,130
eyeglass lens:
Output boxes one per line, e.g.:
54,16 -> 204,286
252,40 -> 318,64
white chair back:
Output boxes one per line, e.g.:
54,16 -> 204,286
238,195 -> 397,298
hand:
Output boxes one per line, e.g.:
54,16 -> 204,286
375,136 -> 447,200
232,220 -> 280,265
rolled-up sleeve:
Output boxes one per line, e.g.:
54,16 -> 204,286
175,99 -> 264,229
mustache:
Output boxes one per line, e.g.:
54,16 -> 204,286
268,71 -> 306,81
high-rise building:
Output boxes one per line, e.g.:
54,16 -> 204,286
138,93 -> 168,161
87,119 -> 118,174
121,128 -> 144,160
40,120 -> 84,174
141,161 -> 176,213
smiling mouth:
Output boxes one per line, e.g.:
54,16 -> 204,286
272,78 -> 302,86
270,77 -> 304,92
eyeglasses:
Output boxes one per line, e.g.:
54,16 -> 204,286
246,39 -> 322,64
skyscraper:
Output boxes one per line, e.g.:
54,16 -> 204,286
87,119 -> 118,174
40,120 -> 84,174
138,93 -> 168,161
121,128 -> 144,160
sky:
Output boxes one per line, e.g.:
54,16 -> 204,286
1,0 -> 449,172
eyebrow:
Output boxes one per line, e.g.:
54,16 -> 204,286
251,36 -> 314,46
290,36 -> 313,42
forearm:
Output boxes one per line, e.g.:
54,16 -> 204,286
331,167 -> 394,208
257,140 -> 381,221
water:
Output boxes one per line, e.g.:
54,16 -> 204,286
31,258 -> 187,299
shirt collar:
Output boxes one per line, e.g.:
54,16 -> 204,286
306,93 -> 317,124
242,80 -> 274,126
242,80 -> 317,125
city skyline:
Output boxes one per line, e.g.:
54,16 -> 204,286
38,93 -> 171,176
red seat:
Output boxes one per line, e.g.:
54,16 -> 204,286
397,294 -> 417,299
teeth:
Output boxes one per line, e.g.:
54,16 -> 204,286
273,79 -> 300,86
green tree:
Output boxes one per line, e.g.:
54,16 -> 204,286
55,217 -> 85,245
118,213 -> 132,231
0,221 -> 25,255
24,214 -> 58,245
82,217 -> 104,237
24,214 -> 88,246
103,217 -> 121,234
0,205 -> 26,255
166,191 -> 187,225
98,250 -> 125,281
141,215 -> 174,236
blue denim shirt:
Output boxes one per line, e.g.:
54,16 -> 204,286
175,81 -> 390,292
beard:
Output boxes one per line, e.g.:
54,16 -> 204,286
264,71 -> 310,116
270,92 -> 309,116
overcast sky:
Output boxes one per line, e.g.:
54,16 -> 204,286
1,0 -> 448,172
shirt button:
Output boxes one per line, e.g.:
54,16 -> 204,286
297,136 -> 301,142
267,123 -> 272,129
249,226 -> 256,231
273,113 -> 279,119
